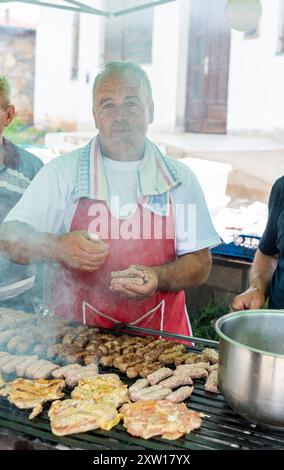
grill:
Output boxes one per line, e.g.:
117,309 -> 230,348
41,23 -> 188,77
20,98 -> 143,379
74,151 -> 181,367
1,326 -> 284,450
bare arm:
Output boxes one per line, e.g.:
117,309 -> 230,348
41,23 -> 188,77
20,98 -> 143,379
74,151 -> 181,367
154,248 -> 211,291
110,248 -> 212,299
231,249 -> 278,311
0,221 -> 108,272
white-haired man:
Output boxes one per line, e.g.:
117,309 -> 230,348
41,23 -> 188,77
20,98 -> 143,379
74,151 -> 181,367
0,76 -> 43,310
0,62 -> 219,335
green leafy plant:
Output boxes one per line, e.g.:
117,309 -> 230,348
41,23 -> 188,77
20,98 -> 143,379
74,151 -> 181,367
4,119 -> 47,145
192,298 -> 230,340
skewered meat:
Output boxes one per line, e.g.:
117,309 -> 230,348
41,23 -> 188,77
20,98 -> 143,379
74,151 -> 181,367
0,378 -> 65,419
166,386 -> 194,403
120,400 -> 204,440
205,370 -> 219,394
48,399 -> 122,436
147,367 -> 173,385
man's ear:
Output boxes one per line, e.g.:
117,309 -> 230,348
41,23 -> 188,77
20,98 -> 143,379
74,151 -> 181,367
92,106 -> 99,130
4,105 -> 15,127
148,100 -> 154,124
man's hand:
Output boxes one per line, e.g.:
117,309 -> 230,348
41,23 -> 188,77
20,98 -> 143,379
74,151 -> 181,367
230,287 -> 266,312
56,231 -> 108,272
109,265 -> 158,300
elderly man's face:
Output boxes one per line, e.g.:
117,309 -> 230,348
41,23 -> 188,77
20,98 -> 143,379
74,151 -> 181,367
93,71 -> 154,160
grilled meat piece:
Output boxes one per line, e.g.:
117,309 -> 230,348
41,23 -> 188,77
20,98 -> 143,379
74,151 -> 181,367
16,355 -> 39,377
33,362 -> 60,380
201,348 -> 219,365
205,370 -> 219,394
99,354 -> 116,367
130,385 -> 171,402
128,378 -> 149,394
159,373 -> 193,389
84,354 -> 101,366
147,367 -> 173,385
166,386 -> 194,403
71,375 -> 129,408
140,362 -> 163,378
120,400 -> 204,440
2,356 -> 29,375
0,378 -> 65,419
48,399 -> 122,436
52,364 -> 81,379
33,344 -> 49,356
0,329 -> 17,347
65,364 -> 99,387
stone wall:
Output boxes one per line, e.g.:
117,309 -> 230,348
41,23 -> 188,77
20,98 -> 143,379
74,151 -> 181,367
0,27 -> 35,123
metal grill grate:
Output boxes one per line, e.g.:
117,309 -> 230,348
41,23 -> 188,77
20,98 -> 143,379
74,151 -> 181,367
0,327 -> 284,450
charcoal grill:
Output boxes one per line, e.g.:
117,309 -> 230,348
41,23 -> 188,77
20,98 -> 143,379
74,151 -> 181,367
0,326 -> 284,450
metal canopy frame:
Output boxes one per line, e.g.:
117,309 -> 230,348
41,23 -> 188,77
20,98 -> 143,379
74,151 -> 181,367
0,0 -> 178,17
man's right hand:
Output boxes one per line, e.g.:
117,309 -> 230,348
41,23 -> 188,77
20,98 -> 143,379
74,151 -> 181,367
230,287 -> 266,312
55,231 -> 108,272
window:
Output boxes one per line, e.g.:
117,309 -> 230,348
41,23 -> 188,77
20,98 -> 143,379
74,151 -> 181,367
277,1 -> 284,53
104,0 -> 153,64
70,12 -> 80,80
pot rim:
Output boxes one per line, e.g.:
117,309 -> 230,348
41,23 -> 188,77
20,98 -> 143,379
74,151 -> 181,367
215,309 -> 284,359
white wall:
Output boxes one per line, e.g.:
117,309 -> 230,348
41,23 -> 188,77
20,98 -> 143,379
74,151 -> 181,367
143,1 -> 181,133
227,0 -> 284,134
34,5 -> 103,130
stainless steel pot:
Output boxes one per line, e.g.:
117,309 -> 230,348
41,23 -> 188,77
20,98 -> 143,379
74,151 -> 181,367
215,310 -> 284,430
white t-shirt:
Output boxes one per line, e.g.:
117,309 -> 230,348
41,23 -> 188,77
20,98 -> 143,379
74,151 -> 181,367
4,150 -> 220,256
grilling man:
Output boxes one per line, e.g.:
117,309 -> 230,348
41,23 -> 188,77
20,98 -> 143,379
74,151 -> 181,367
0,61 -> 219,334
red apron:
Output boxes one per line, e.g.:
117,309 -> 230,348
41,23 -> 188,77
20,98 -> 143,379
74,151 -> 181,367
53,197 -> 191,337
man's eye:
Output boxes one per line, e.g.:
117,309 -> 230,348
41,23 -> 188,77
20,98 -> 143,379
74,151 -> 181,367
102,102 -> 113,109
126,101 -> 138,108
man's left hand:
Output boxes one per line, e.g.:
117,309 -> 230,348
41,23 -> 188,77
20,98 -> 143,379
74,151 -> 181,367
109,265 -> 158,300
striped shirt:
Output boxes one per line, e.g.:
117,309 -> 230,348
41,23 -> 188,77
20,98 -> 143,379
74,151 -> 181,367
0,138 -> 43,298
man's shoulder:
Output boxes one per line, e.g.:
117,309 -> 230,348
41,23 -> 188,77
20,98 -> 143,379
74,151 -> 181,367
162,155 -> 197,186
5,139 -> 43,176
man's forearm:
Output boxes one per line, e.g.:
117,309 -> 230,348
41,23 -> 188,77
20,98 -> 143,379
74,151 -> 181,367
0,221 -> 59,264
248,249 -> 277,297
153,249 -> 211,291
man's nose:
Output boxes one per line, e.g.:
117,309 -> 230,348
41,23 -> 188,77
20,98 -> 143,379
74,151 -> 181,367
113,104 -> 127,120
